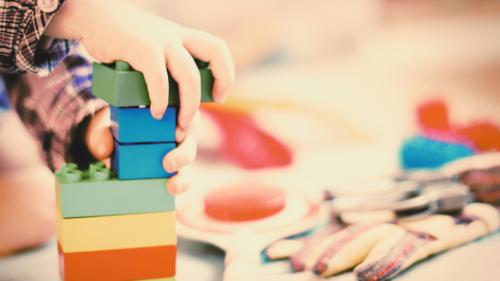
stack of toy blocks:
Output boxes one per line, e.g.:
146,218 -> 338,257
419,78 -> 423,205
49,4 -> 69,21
55,60 -> 214,281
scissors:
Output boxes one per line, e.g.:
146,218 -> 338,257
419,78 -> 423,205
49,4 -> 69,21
327,180 -> 472,224
328,152 -> 500,224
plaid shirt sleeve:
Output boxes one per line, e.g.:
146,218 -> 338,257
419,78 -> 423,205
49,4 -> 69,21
10,52 -> 107,170
0,0 -> 72,74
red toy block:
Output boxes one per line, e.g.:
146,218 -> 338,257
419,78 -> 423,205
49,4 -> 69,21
455,121 -> 500,152
204,185 -> 286,222
58,243 -> 176,281
417,99 -> 450,132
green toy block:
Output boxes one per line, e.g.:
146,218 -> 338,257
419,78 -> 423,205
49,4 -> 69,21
55,162 -> 175,218
92,60 -> 214,107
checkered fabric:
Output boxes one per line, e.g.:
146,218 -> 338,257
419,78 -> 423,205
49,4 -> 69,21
0,0 -> 70,74
11,53 -> 106,170
0,1 -> 106,170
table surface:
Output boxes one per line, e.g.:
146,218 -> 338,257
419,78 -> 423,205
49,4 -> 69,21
0,232 -> 499,281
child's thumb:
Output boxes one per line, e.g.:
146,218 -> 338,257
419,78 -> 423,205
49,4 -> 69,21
86,107 -> 114,160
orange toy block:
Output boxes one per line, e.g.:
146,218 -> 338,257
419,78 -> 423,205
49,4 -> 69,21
58,243 -> 176,281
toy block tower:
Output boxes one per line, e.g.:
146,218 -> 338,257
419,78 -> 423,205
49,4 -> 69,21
55,60 -> 214,281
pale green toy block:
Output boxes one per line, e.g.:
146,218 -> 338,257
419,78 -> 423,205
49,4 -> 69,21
55,162 -> 175,219
92,60 -> 214,107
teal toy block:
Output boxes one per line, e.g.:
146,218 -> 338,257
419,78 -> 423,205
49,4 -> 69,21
400,136 -> 474,170
111,106 -> 176,144
55,162 -> 175,218
92,61 -> 214,107
112,141 -> 176,180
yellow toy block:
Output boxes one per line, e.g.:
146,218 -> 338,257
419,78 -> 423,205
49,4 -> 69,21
61,277 -> 175,281
57,210 -> 176,253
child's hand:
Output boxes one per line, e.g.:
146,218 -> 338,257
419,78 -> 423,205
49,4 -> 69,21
46,0 -> 235,132
86,107 -> 198,195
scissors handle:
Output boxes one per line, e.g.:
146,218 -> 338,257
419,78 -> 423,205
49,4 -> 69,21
223,232 -> 276,281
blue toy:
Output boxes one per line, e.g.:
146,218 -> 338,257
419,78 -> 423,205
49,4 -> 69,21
400,135 -> 474,170
113,141 -> 176,180
111,106 -> 176,144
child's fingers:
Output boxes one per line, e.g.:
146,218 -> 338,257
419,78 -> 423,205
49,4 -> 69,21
162,134 -> 197,174
87,126 -> 114,160
131,48 -> 169,120
183,29 -> 235,103
165,46 -> 201,130
176,110 -> 201,143
166,165 -> 193,195
86,107 -> 114,160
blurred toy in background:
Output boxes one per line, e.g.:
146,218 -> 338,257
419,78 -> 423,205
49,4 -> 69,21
400,99 -> 500,205
178,144 -> 500,281
201,104 -> 293,169
177,182 -> 322,281
265,201 -> 498,280
400,99 -> 500,170
460,165 -> 500,206
400,136 -> 474,170
417,99 -> 500,152
254,152 -> 500,280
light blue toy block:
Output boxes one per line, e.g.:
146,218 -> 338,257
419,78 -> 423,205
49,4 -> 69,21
55,162 -> 175,218
113,141 -> 176,180
110,106 -> 176,144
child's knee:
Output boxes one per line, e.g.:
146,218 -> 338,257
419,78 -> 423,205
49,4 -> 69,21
0,165 -> 55,256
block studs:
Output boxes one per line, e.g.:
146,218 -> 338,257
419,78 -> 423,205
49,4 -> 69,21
115,61 -> 132,71
90,168 -> 111,181
63,170 -> 83,183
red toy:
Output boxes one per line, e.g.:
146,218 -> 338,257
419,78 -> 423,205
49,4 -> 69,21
203,106 -> 293,169
417,99 -> 500,152
204,185 -> 287,222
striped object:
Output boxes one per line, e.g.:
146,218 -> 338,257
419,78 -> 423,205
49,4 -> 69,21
354,203 -> 499,281
274,203 -> 498,280
355,230 -> 436,281
289,225 -> 341,271
288,223 -> 399,277
313,224 -> 375,275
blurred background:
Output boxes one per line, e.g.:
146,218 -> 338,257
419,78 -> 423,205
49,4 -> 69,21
129,0 -> 500,280
127,0 -> 500,187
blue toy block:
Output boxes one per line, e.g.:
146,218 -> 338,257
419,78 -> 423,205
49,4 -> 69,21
55,163 -> 175,218
111,106 -> 177,144
400,136 -> 474,170
113,141 -> 176,180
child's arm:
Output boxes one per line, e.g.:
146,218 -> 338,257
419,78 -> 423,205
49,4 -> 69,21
45,0 -> 235,131
0,0 -> 73,73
